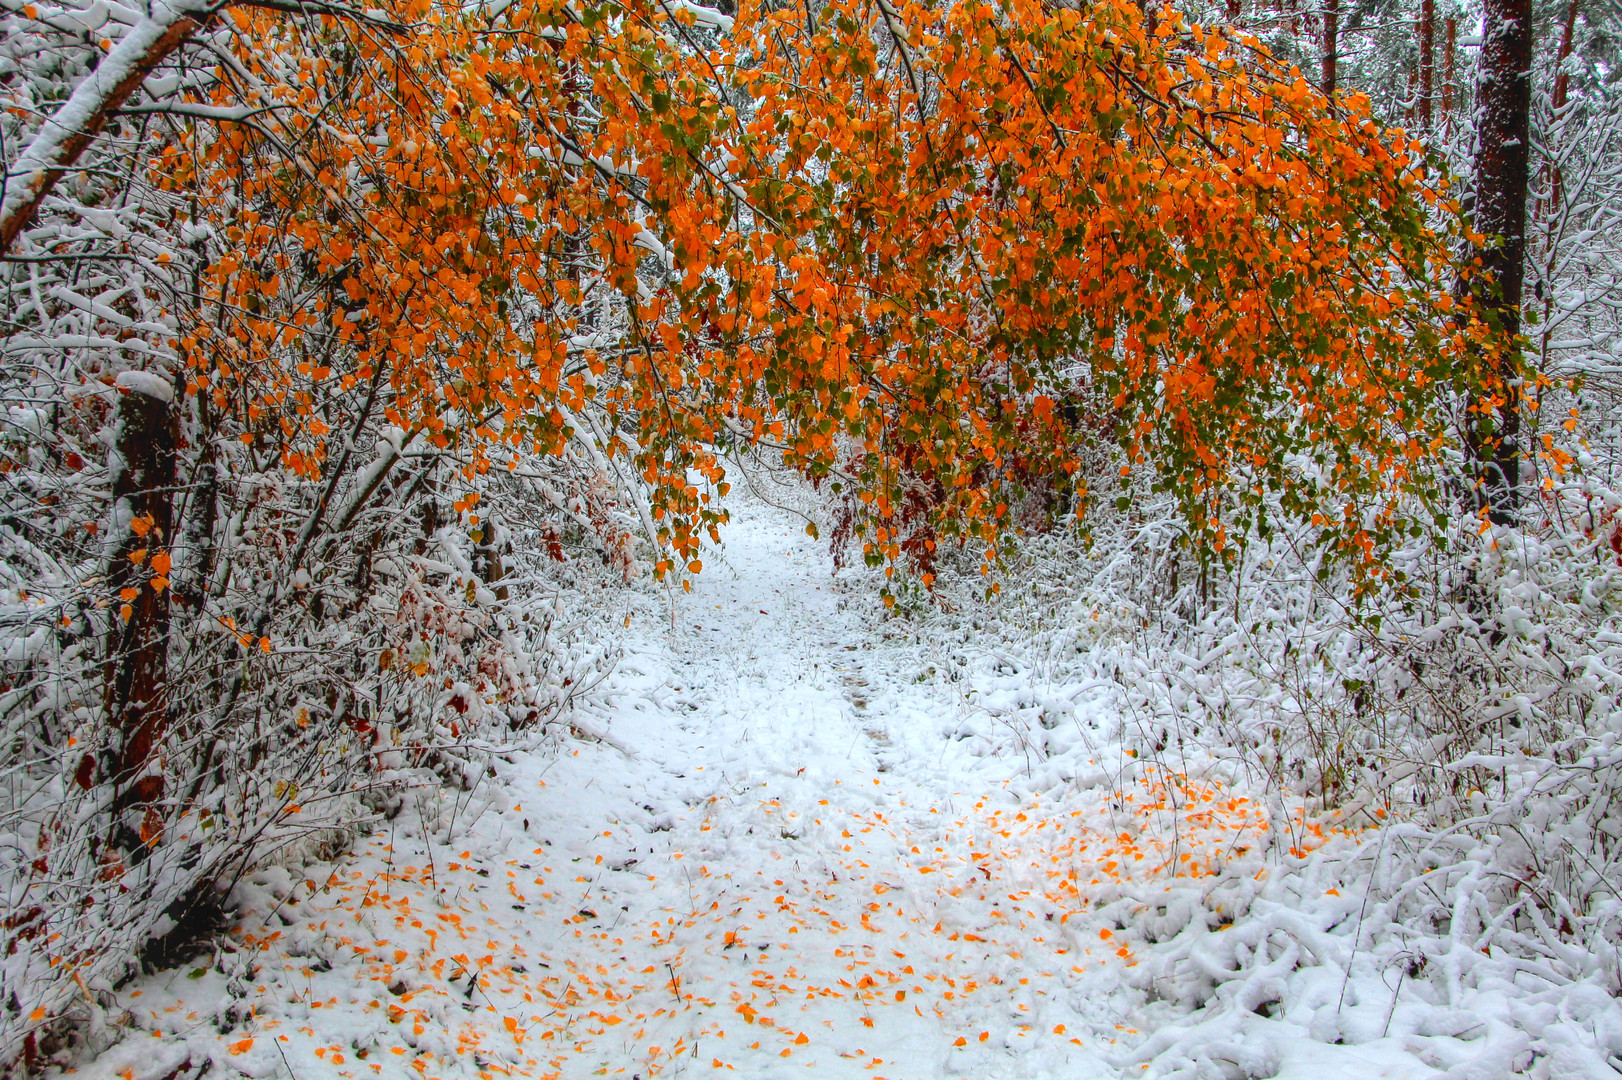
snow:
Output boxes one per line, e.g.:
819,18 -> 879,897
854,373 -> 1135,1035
657,0 -> 734,33
70,496 -> 1622,1080
114,369 -> 173,403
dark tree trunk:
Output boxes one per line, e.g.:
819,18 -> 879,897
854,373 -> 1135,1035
104,375 -> 178,825
475,513 -> 511,603
1468,0 -> 1533,521
176,393 -> 219,607
1418,0 -> 1435,129
1322,0 -> 1338,95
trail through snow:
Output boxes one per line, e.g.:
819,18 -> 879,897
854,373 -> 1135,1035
79,499 -> 1457,1080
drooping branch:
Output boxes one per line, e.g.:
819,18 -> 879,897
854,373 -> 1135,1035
0,2 -> 207,256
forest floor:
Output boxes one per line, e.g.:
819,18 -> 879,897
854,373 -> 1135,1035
66,499 -> 1512,1080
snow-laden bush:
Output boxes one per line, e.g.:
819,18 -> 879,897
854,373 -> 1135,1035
0,414 -> 628,1064
851,463 -> 1622,1074
0,3 -> 661,1062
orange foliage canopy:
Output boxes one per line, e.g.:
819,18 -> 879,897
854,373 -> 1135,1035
171,0 -> 1487,582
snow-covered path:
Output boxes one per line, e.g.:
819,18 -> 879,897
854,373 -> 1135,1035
87,499 -> 1428,1080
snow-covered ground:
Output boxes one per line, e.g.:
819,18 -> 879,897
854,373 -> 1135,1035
64,497 -> 1622,1080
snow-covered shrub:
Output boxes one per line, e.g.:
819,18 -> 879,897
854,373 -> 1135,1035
849,456 -> 1622,1073
0,4 -> 661,1066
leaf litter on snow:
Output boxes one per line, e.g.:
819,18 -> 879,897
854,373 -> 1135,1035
60,496 -> 1622,1080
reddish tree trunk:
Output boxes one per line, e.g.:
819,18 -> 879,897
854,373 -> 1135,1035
1418,0 -> 1435,129
1545,0 -> 1581,218
1322,0 -> 1338,95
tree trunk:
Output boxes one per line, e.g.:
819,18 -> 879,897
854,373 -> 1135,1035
1468,0 -> 1533,521
104,373 -> 178,826
1418,0 -> 1435,129
1322,0 -> 1338,95
475,513 -> 510,603
1442,17 -> 1456,131
1543,0 -> 1581,220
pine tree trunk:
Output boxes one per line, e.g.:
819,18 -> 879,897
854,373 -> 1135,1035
1322,0 -> 1338,95
1469,0 -> 1533,521
1418,0 -> 1435,129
